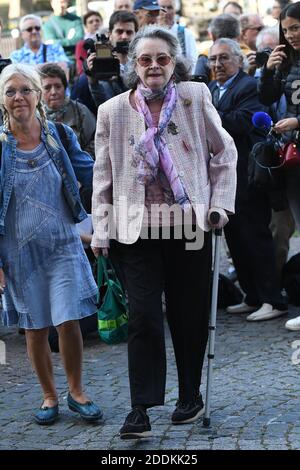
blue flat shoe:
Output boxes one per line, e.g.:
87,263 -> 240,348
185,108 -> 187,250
34,403 -> 59,425
67,393 -> 103,421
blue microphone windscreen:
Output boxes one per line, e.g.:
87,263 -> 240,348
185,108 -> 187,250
252,112 -> 272,129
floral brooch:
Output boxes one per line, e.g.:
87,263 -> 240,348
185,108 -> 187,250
183,98 -> 192,107
167,121 -> 179,135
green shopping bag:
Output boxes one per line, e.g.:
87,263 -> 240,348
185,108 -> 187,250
97,256 -> 128,344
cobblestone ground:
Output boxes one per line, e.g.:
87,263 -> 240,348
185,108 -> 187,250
1,239 -> 300,451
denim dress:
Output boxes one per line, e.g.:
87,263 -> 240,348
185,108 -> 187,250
0,142 -> 98,329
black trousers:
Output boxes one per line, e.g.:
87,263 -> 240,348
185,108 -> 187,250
110,230 -> 212,408
224,189 -> 285,309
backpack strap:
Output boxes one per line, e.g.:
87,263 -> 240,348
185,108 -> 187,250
54,122 -> 68,152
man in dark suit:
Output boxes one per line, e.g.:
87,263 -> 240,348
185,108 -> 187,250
208,38 -> 287,321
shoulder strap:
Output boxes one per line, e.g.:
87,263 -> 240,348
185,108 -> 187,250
177,25 -> 186,57
54,122 -> 68,152
42,44 -> 47,63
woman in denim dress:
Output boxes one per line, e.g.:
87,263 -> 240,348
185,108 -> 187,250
0,64 -> 102,424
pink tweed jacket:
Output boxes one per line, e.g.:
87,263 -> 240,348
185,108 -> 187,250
92,81 -> 237,248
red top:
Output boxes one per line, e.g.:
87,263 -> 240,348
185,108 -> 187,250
75,40 -> 87,75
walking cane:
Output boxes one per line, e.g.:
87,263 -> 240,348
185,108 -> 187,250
203,212 -> 222,427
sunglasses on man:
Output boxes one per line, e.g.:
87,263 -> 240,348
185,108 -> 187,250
23,25 -> 41,33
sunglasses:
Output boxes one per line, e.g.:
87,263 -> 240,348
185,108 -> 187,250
137,54 -> 172,67
24,25 -> 41,33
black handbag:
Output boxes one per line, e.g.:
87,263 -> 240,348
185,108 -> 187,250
249,135 -> 284,189
248,135 -> 288,211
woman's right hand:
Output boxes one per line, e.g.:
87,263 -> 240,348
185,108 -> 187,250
86,52 -> 96,72
266,44 -> 287,70
91,247 -> 109,258
0,268 -> 6,295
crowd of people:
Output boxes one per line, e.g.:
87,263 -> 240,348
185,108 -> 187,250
1,0 -> 300,439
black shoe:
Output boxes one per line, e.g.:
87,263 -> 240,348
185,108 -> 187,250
171,396 -> 204,424
119,407 -> 152,439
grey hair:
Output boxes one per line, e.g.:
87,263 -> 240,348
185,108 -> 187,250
19,14 -> 42,31
125,25 -> 191,89
209,37 -> 248,70
208,13 -> 240,40
0,63 -> 58,149
256,27 -> 279,51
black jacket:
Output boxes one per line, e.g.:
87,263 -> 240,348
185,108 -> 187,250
258,61 -> 300,142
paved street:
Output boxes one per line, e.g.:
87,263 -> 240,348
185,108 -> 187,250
1,239 -> 300,451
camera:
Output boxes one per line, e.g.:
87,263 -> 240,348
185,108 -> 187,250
0,58 -> 12,74
255,48 -> 272,67
83,34 -> 129,80
114,41 -> 130,55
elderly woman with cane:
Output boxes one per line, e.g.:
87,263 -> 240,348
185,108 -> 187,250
0,64 -> 102,425
91,26 -> 237,439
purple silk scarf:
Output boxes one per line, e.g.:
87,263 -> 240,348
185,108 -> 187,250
134,81 -> 191,212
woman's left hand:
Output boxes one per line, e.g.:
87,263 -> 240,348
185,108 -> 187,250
207,207 -> 229,229
91,247 -> 109,258
273,118 -> 299,133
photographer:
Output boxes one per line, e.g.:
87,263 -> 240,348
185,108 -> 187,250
85,10 -> 138,107
247,27 -> 279,77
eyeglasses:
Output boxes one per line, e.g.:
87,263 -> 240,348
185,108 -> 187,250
23,25 -> 41,33
137,54 -> 173,67
5,87 -> 38,98
245,26 -> 263,32
208,54 -> 236,64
